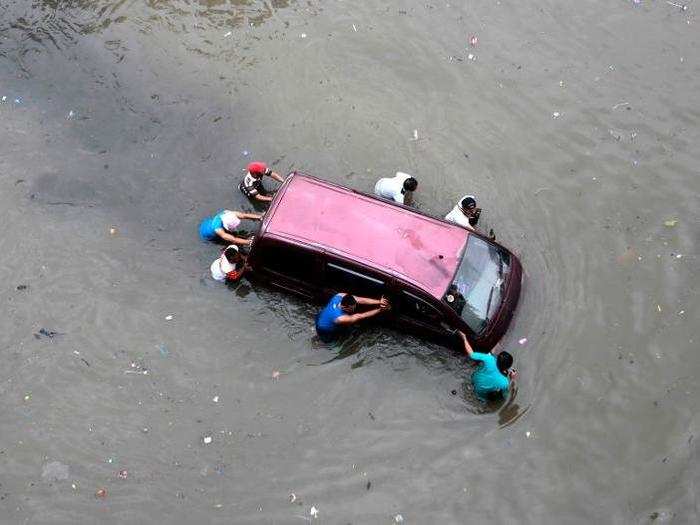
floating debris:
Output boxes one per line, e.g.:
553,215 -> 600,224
289,493 -> 296,503
310,506 -> 319,518
526,431 -> 532,438
212,395 -> 219,403
165,314 -> 173,321
518,338 -> 528,345
300,33 -> 307,39
666,1 -> 688,10
664,219 -> 678,227
159,344 -> 169,357
23,392 -> 32,402
203,435 -> 213,445
467,53 -> 476,61
352,24 -> 357,32
552,112 -> 561,119
272,370 -> 281,380
95,488 -> 107,498
469,35 -> 478,47
109,227 -> 117,235
117,469 -> 128,480
224,31 -> 232,37
395,515 -> 404,523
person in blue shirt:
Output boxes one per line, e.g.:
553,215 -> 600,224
198,209 -> 262,245
459,331 -> 517,401
316,293 -> 390,342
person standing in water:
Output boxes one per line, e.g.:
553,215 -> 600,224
374,172 -> 418,205
199,209 -> 262,245
315,293 -> 391,342
458,331 -> 517,401
239,161 -> 285,203
445,195 -> 495,239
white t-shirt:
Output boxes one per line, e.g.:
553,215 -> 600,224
445,205 -> 475,230
374,172 -> 412,204
210,248 -> 239,282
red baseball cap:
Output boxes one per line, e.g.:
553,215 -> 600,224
247,161 -> 268,175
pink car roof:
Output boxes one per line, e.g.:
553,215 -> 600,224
263,174 -> 469,298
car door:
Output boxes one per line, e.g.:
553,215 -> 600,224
390,288 -> 457,346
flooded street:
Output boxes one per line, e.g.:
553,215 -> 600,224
1,0 -> 699,522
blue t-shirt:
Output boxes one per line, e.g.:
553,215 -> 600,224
199,212 -> 224,240
316,294 -> 345,334
471,352 -> 510,400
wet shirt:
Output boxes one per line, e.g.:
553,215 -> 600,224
470,352 -> 509,400
374,172 -> 411,204
315,293 -> 345,334
445,205 -> 475,230
239,171 -> 269,199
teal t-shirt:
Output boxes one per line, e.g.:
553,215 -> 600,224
471,352 -> 510,400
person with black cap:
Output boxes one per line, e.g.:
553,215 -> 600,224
445,195 -> 496,239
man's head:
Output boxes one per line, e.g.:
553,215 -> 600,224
223,245 -> 241,265
459,195 -> 477,215
340,294 -> 358,313
403,177 -> 418,192
496,351 -> 514,374
247,161 -> 269,178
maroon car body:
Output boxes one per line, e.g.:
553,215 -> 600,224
247,173 -> 522,351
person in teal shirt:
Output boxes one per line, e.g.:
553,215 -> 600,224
459,331 -> 517,401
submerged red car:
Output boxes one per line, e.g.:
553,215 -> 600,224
247,173 -> 522,351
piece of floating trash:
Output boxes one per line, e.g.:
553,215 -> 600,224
224,31 -> 232,37
395,515 -> 404,523
300,33 -> 307,38
310,506 -> 319,518
71,482 -> 77,490
67,110 -> 74,119
469,35 -> 478,46
412,129 -> 418,140
95,488 -> 107,498
467,53 -> 476,61
1,95 -> 6,102
559,80 -> 565,87
117,469 -> 128,479
289,493 -> 296,503
676,254 -> 683,259
242,150 -> 249,156
666,1 -> 688,10
518,338 -> 528,345
664,219 -> 678,227
14,97 -> 22,104
657,304 -> 662,312
272,370 -> 281,380
352,23 -> 357,32
552,112 -> 561,118
24,392 -> 32,401
526,431 -> 531,438
109,227 -> 117,235
212,395 -> 219,403
203,435 -> 213,445
165,315 -> 173,321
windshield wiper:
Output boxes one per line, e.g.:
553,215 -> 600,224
484,286 -> 496,323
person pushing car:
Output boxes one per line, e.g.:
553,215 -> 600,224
458,331 -> 517,401
316,293 -> 391,342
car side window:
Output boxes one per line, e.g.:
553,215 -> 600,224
397,291 -> 444,323
325,262 -> 385,297
258,243 -> 316,282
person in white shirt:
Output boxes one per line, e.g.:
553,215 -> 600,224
445,195 -> 495,239
373,172 -> 418,205
210,245 -> 246,283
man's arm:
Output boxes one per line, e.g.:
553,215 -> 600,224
268,171 -> 285,183
215,228 -> 252,246
458,331 -> 475,357
335,307 -> 383,326
235,211 -> 263,220
254,194 -> 273,202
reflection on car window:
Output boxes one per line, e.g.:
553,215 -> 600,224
398,291 -> 443,322
326,262 -> 385,296
259,243 -> 316,282
447,237 -> 510,335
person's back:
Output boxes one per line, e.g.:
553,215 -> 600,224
470,352 -> 510,400
374,172 -> 417,205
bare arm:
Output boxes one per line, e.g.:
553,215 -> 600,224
458,331 -> 475,357
254,194 -> 273,202
234,211 -> 263,220
269,171 -> 285,183
354,295 -> 381,306
215,228 -> 251,246
335,307 -> 383,326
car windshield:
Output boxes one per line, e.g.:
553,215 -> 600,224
444,236 -> 511,335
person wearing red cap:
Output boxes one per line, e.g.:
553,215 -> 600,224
239,161 -> 285,203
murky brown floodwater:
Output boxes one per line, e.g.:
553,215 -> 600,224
1,1 -> 699,523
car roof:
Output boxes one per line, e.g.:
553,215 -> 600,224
262,173 -> 469,298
